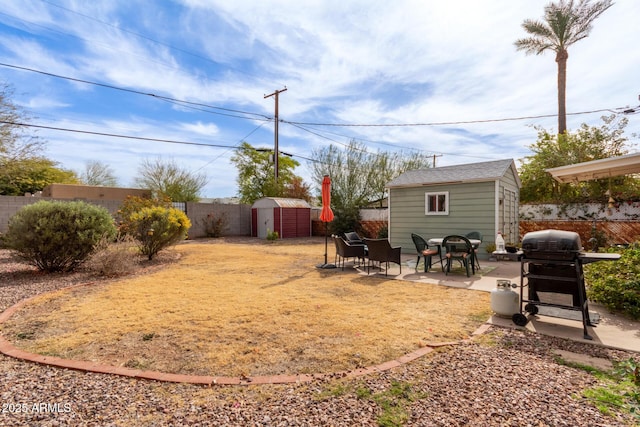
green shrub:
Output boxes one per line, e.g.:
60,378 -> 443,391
585,243 -> 640,320
3,200 -> 116,272
266,228 -> 279,241
116,195 -> 171,235
128,206 -> 191,260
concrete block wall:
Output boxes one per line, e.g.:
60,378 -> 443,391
185,202 -> 251,238
0,196 -> 252,237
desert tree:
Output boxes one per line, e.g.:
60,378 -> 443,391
310,139 -> 431,233
0,82 -> 44,160
0,83 -> 78,195
80,160 -> 118,186
133,158 -> 208,202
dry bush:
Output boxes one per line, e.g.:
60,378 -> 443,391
84,234 -> 140,277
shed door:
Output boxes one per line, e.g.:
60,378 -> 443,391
503,189 -> 518,244
257,208 -> 272,239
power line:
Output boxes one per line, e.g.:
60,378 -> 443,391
193,122 -> 271,173
1,120 -> 238,149
3,119 -> 325,166
291,123 -> 429,153
282,107 -> 619,128
2,62 -> 632,132
0,63 -> 271,121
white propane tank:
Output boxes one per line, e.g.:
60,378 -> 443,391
490,279 -> 519,317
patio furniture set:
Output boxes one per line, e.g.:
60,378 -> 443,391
332,231 -> 483,277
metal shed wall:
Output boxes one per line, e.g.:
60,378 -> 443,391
251,198 -> 311,239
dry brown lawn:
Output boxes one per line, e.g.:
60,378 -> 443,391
2,237 -> 491,377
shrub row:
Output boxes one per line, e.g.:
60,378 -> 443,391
1,197 -> 191,272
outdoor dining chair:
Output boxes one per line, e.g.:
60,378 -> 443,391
411,233 -> 443,272
362,238 -> 402,276
333,236 -> 366,270
343,231 -> 364,246
465,231 -> 483,270
442,235 -> 475,277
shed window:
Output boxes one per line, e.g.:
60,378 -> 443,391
425,192 -> 448,215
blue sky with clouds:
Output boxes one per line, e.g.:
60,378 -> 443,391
1,0 -> 638,198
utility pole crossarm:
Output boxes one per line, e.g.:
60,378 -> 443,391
264,87 -> 287,182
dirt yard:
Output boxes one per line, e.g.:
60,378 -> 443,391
1,237 -> 490,377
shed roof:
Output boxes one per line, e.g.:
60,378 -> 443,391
387,158 -> 520,188
251,197 -> 311,209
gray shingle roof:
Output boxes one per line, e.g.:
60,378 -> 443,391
387,158 -> 516,187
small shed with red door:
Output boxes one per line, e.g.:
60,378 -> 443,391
251,197 -> 312,239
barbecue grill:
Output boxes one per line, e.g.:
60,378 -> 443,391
512,229 -> 620,340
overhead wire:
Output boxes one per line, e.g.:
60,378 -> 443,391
282,107 -> 620,128
286,121 -> 503,162
0,63 -> 271,121
192,121 -> 270,173
0,64 -> 633,170
2,63 -> 632,130
1,120 -> 239,149
2,119 -> 326,167
0,62 -> 635,145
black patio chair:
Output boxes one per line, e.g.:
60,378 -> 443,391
333,236 -> 366,270
343,231 -> 364,245
465,231 -> 483,270
362,238 -> 402,276
411,233 -> 443,272
443,235 -> 474,277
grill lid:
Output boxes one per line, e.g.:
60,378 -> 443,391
521,230 -> 582,259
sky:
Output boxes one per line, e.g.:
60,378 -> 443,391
0,0 -> 638,199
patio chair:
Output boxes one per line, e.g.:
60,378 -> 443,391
343,231 -> 364,245
465,231 -> 483,270
333,236 -> 366,270
443,235 -> 474,277
411,233 -> 443,272
362,238 -> 402,276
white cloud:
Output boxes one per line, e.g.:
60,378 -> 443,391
1,0 -> 638,197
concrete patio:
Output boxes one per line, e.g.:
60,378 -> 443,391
358,255 -> 640,353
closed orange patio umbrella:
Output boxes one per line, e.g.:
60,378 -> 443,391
317,175 -> 336,268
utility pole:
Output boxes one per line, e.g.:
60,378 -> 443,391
432,154 -> 443,167
264,87 -> 287,182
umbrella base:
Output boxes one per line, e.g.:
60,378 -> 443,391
316,263 -> 337,269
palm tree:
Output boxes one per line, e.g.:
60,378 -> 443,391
515,0 -> 613,134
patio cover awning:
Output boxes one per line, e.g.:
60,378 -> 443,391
546,152 -> 640,183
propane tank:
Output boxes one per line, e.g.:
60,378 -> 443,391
490,279 -> 519,317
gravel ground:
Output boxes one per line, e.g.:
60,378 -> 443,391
1,249 -> 638,426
